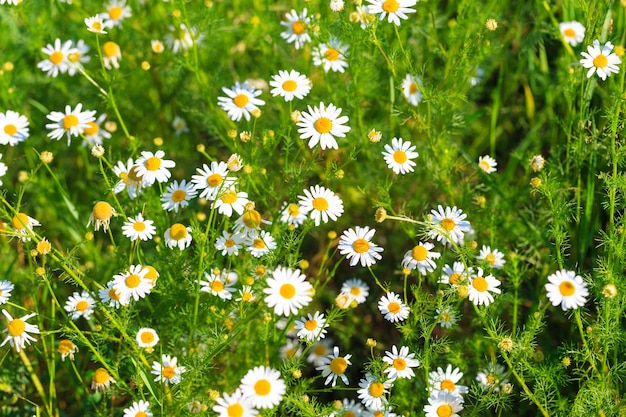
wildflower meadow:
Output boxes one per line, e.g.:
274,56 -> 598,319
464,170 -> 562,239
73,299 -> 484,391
2,0 -> 626,416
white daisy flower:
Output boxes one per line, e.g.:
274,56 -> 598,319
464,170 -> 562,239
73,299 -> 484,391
37,38 -> 72,77
295,311 -> 328,342
478,155 -> 497,174
102,41 -> 122,70
0,281 -> 14,304
99,280 -> 126,308
82,113 -> 112,147
337,399 -> 364,417
165,24 -> 200,54
313,37 -> 349,73
215,230 -> 245,256
279,339 -> 303,360
45,103 -> 96,145
263,266 -> 313,316
87,201 -> 116,232
270,70 -> 312,102
340,278 -> 369,305
100,0 -> 132,28
66,39 -> 90,77
121,213 -> 156,241
383,345 -> 419,380
279,202 -> 310,228
164,223 -> 193,250
378,292 -> 409,322
136,328 -> 159,349
213,388 -> 257,417
134,150 -> 175,186
298,185 -> 344,226
423,390 -> 464,417
1,309 -> 39,352
439,262 -> 472,287
401,241 -> 440,275
112,265 -> 154,304
11,212 -> 40,242
85,15 -> 107,34
280,8 -> 312,50
337,226 -> 384,267
112,158 -> 145,199
191,161 -> 236,201
214,187 -> 249,217
357,373 -> 392,410
427,205 -> 472,245
0,110 -> 29,146
200,269 -> 238,300
580,40 -> 621,80
218,81 -> 265,122
161,179 -> 197,212
316,345 -> 352,386
559,21 -> 585,47
468,267 -> 501,306
477,245 -> 506,269
151,354 -> 186,385
64,290 -> 96,320
296,102 -> 351,150
236,285 -> 256,303
122,400 -> 151,417
382,137 -> 419,174
240,366 -> 286,409
435,306 -> 458,329
351,5 -> 375,29
245,230 -> 277,258
545,269 -> 589,311
172,115 -> 189,135
402,73 -> 422,106
330,0 -> 344,11
151,40 -> 164,53
367,0 -> 417,26
307,338 -> 333,367
428,364 -> 468,398
476,363 -> 509,392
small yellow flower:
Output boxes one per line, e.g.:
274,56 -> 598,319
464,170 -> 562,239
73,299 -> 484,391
36,238 -> 52,255
486,18 -> 498,31
39,151 -> 54,164
499,337 -> 514,351
91,367 -> 116,392
58,339 -> 78,361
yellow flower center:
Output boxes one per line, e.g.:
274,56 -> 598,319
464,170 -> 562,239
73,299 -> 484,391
133,221 -> 146,232
287,203 -> 300,216
92,21 -> 103,31
63,114 -> 79,130
292,20 -> 306,34
108,288 -> 120,301
252,238 -> 266,249
387,301 -> 401,314
145,156 -> 161,171
282,80 -> 298,92
440,379 -> 456,391
411,245 -> 428,262
393,150 -> 407,164
486,253 -> 496,265
243,210 -> 262,228
108,6 -> 123,20
170,223 -> 188,241
324,48 -> 340,61
352,238 -> 370,254
350,286 -> 361,296
93,368 -> 111,384
472,276 -> 488,292
593,54 -> 608,69
11,213 -> 29,229
126,273 -> 141,289
440,217 -> 455,231
254,379 -> 271,396
563,28 -> 576,38
76,300 -> 89,312
227,404 -> 244,417
58,339 -> 75,354
103,42 -> 120,58
207,173 -> 223,187
211,280 -> 225,292
225,238 -> 236,248
221,190 -> 238,204
93,202 -> 113,220
449,273 -> 462,285
312,197 -> 329,211
140,331 -> 155,344
4,124 -> 17,136
314,117 -> 333,134
382,0 -> 399,13
479,160 -> 491,172
162,366 -> 176,379
68,52 -> 80,63
369,381 -> 385,398
409,82 -> 418,94
313,344 -> 327,356
343,412 -> 356,417
136,412 -> 148,417
7,318 -> 25,337
280,283 -> 296,299
84,121 -> 99,136
559,280 -> 576,296
393,357 -> 407,370
233,94 -> 249,108
50,51 -> 64,65
304,319 -> 318,331
144,266 -> 159,284
128,165 -> 144,182
330,357 -> 348,375
171,189 -> 187,202
436,404 -> 453,417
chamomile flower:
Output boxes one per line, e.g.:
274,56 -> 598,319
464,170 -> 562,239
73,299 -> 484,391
102,41 -> 121,69
245,230 -> 277,258
215,188 -> 249,217
297,102 -> 351,150
112,264 -> 154,304
1,309 -> 39,352
476,363 -> 508,391
0,110 -> 29,146
279,339 -> 302,360
401,241 -> 440,275
101,0 -> 132,28
378,292 -> 409,322
240,366 -> 286,409
161,179 -> 197,212
237,285 -> 256,303
382,137 -> 419,174
85,15 -> 107,34
351,5 -> 375,29
427,205 -> 472,245
338,226 -> 384,267
316,346 -> 352,386
545,269 -> 589,311
82,113 -> 111,147
340,278 -> 369,304
298,185 -> 344,226
559,21 -> 585,47
263,266 -> 313,316
165,24 -> 198,54
172,115 -> 189,135
439,262 -> 471,287
123,400 -> 152,417
478,155 -> 497,174
423,391 -> 464,417
307,338 -> 333,367
113,158 -> 145,199
357,374 -> 391,410
46,103 -> 96,145
330,0 -> 344,11
215,230 -> 245,256
135,150 -> 175,185
87,201 -> 116,232
477,245 -> 505,269
91,367 -> 116,392
428,364 -> 468,398
468,268 -> 501,306
580,40 -> 621,80
295,311 -> 328,342
435,306 -> 459,329
213,388 -> 257,417
11,212 -> 40,241
152,354 -> 186,385
200,270 -> 237,300
37,38 -> 72,77
270,70 -> 312,102
279,202 -> 310,228
136,328 -> 159,349
383,345 -> 419,380
367,0 -> 417,26
99,281 -> 126,308
58,339 -> 78,361
192,161 -> 236,200
313,37 -> 349,73
121,213 -> 156,241
280,8 -> 312,50
0,281 -> 14,304
164,223 -> 193,250
218,81 -> 265,122
64,291 -> 96,320
66,39 -> 90,76
402,73 -> 422,106
337,399 -> 364,417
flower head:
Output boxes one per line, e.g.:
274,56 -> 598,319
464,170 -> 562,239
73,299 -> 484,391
64,291 -> 96,320
263,266 -> 313,316
136,328 -> 159,349
123,400 -> 152,417
152,354 -> 186,385
11,212 -> 40,241
112,265 -> 154,304
428,364 -> 468,399
468,267 -> 501,306
357,373 -> 392,410
88,201 -> 116,232
297,102 -> 351,150
85,15 -> 107,34
122,213 -> 156,241
382,137 -> 419,174
580,40 -> 621,80
102,41 -> 122,70
218,81 -> 265,122
423,390 -> 464,417
200,269 -> 238,300
298,185 -> 344,226
135,150 -> 175,186
427,205 -> 472,245
545,269 -> 588,310
100,0 -> 132,28
240,366 -> 286,409
270,70 -> 312,102
1,309 -> 39,352
0,110 -> 29,146
316,346 -> 352,386
91,367 -> 116,392
477,245 -> 505,269
402,73 -> 422,106
401,241 -> 440,275
378,292 -> 409,322
164,223 -> 193,250
367,0 -> 417,26
280,8 -> 311,49
383,345 -> 420,380
340,278 -> 369,305
478,155 -> 497,174
295,311 -> 329,342
0,281 -> 14,304
313,37 -> 349,73
338,226 -> 384,267
559,21 -> 585,47
46,103 -> 96,145
37,39 -> 72,77
212,388 -> 257,417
